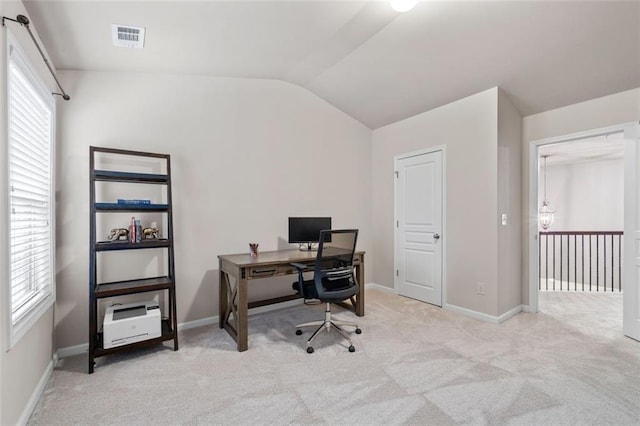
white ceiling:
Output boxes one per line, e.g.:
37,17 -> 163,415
539,132 -> 625,166
22,0 -> 640,129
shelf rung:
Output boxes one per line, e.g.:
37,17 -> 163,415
93,170 -> 168,183
95,239 -> 171,251
95,202 -> 169,212
94,319 -> 175,357
95,276 -> 173,298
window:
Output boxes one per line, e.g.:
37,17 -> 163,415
5,30 -> 55,347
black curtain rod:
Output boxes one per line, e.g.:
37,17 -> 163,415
2,14 -> 70,101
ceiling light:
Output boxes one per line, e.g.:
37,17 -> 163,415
390,0 -> 418,13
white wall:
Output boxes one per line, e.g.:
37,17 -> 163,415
55,70 -> 372,349
497,90 -> 522,315
0,1 -> 57,424
522,88 -> 640,306
371,88 -> 501,316
543,159 -> 623,231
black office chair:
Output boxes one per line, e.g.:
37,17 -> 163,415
291,229 -> 362,353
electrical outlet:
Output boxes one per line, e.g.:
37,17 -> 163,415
477,282 -> 485,295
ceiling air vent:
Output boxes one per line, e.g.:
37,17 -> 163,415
112,24 -> 145,48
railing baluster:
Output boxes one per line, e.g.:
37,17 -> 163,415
553,234 -> 556,291
574,235 -> 577,291
603,234 -> 607,292
568,235 -> 571,290
589,235 -> 593,291
596,235 -> 600,292
560,235 -> 563,291
567,235 -> 570,290
546,234 -> 549,291
569,235 -> 572,290
611,233 -> 614,292
565,234 -> 568,291
618,234 -> 622,292
581,234 -> 584,292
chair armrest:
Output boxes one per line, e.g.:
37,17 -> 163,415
290,262 -> 308,296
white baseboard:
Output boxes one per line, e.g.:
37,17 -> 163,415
178,297 -> 305,331
498,304 -> 523,322
445,303 -> 523,324
17,354 -> 56,426
177,315 -> 218,331
365,282 -> 395,294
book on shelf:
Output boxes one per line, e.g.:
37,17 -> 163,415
117,199 -> 151,205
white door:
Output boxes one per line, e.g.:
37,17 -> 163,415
624,123 -> 640,342
395,149 -> 443,306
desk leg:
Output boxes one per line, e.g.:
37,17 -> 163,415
219,266 -> 248,351
355,260 -> 365,316
237,276 -> 248,351
219,266 -> 227,329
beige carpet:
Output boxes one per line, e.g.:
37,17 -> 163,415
29,289 -> 640,425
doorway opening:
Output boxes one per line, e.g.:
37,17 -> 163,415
537,133 -> 624,294
529,125 -> 630,340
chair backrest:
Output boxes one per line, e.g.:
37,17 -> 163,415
313,229 -> 359,301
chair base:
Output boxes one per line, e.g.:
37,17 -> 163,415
295,303 -> 361,353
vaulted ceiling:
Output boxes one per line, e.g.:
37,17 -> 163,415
22,0 -> 640,129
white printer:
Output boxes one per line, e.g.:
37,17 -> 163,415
103,301 -> 161,349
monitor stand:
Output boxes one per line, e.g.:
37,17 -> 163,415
299,242 -> 318,251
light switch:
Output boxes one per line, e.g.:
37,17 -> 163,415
501,213 -> 508,226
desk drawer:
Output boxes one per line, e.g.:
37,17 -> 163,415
278,264 -> 296,275
248,266 -> 278,278
247,264 -> 310,278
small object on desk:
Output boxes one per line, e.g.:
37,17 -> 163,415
249,243 -> 259,257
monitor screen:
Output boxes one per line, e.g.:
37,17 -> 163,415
288,217 -> 331,245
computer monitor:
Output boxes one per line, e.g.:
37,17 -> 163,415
288,217 -> 331,251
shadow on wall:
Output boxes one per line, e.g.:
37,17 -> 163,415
182,269 -> 220,325
54,255 -> 88,349
277,236 -> 291,250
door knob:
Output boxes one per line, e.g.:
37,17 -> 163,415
433,233 -> 440,240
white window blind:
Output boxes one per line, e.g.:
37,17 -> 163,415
6,31 -> 55,346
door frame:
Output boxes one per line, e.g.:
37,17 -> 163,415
527,122 -> 636,313
394,145 -> 447,306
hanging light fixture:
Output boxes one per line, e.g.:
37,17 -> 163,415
539,155 -> 555,230
390,0 -> 418,12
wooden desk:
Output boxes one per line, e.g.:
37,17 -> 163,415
218,249 -> 365,351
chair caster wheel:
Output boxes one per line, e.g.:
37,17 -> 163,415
296,330 -> 302,336
307,346 -> 314,354
355,328 -> 362,334
348,345 -> 356,352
